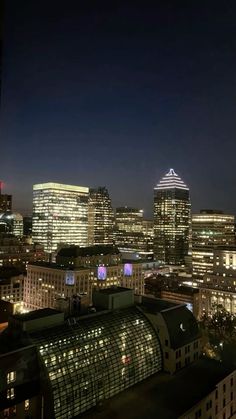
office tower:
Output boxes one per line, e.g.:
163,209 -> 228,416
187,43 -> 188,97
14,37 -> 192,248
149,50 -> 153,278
23,216 -> 32,236
88,186 -> 114,245
154,168 -> 191,265
143,219 -> 154,252
32,182 -> 89,253
116,207 -> 143,233
192,210 -> 235,278
0,212 -> 23,237
114,207 -> 145,251
0,182 -> 12,212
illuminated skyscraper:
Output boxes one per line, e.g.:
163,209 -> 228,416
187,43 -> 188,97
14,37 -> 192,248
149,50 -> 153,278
32,182 -> 89,253
88,187 -> 114,245
114,207 -> 145,251
154,169 -> 191,265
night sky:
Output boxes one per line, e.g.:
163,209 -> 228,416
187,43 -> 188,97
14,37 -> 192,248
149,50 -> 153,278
1,1 -> 236,217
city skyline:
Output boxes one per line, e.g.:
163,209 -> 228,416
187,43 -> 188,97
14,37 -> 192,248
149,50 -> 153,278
1,166 -> 236,219
1,1 -> 236,217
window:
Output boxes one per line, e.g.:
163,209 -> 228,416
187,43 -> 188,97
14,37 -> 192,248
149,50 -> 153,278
165,352 -> 169,360
7,371 -> 16,384
7,388 -> 14,400
195,408 -> 202,418
25,399 -> 29,411
215,389 -> 218,399
223,398 -> 226,407
176,361 -> 181,370
165,339 -> 168,346
223,383 -> 226,392
206,400 -> 212,411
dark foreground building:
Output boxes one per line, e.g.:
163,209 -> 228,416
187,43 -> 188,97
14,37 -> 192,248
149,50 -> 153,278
0,288 -> 234,419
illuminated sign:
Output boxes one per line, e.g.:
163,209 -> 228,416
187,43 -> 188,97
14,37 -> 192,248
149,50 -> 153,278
65,271 -> 75,285
124,263 -> 133,276
97,266 -> 107,280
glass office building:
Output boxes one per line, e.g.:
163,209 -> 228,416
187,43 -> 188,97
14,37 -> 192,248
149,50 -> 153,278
32,183 -> 89,253
31,307 -> 162,419
88,187 -> 114,245
154,169 -> 191,265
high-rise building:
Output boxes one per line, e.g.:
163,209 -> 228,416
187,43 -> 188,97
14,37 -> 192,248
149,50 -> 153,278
88,187 -> 114,245
0,212 -> 23,237
154,169 -> 191,265
142,219 -> 154,252
32,182 -> 89,253
116,207 -> 143,233
192,210 -> 235,278
0,182 -> 12,212
114,207 -> 145,251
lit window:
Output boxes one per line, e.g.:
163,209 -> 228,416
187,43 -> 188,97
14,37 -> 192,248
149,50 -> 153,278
25,399 -> 29,410
7,388 -> 14,399
7,371 -> 16,384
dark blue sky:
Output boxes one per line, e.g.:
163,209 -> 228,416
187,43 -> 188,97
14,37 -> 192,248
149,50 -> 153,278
1,1 -> 236,217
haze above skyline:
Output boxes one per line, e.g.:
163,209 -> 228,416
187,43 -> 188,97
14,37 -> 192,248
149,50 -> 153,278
1,1 -> 236,217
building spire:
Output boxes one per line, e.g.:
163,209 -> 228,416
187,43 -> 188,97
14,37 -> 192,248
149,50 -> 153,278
155,169 -> 188,190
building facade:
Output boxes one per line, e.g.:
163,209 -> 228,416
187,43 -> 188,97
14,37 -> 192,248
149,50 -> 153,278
192,210 -> 235,278
88,187 -> 114,245
114,207 -> 146,252
0,185 -> 12,213
0,268 -> 24,304
198,246 -> 236,317
0,233 -> 46,271
24,259 -> 145,311
0,212 -> 23,237
154,169 -> 191,265
32,182 -> 89,253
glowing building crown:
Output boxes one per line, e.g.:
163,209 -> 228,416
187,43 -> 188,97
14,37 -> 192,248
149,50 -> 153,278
155,168 -> 189,190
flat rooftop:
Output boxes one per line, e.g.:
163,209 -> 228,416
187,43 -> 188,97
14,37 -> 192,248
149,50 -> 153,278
80,358 -> 234,419
12,308 -> 61,322
139,296 -> 178,314
97,287 -> 133,295
28,261 -> 89,270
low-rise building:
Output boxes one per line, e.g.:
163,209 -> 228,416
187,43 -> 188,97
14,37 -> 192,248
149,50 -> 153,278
0,233 -> 46,271
198,246 -> 236,317
0,289 -> 234,419
0,267 -> 24,304
138,296 -> 201,374
24,257 -> 144,311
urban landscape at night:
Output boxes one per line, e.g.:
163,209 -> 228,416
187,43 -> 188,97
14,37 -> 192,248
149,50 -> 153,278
1,1 -> 236,419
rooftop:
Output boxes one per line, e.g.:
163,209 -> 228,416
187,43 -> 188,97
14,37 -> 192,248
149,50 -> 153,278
12,308 -> 61,322
80,358 -> 234,419
28,261 -> 89,270
154,168 -> 189,191
139,296 -> 177,313
57,245 -> 120,258
96,286 -> 133,295
33,182 -> 89,193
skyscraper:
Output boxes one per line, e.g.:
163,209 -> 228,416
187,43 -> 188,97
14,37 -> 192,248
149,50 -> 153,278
114,207 -> 145,251
88,187 -> 114,245
0,182 -> 12,212
154,168 -> 191,265
32,182 -> 89,253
